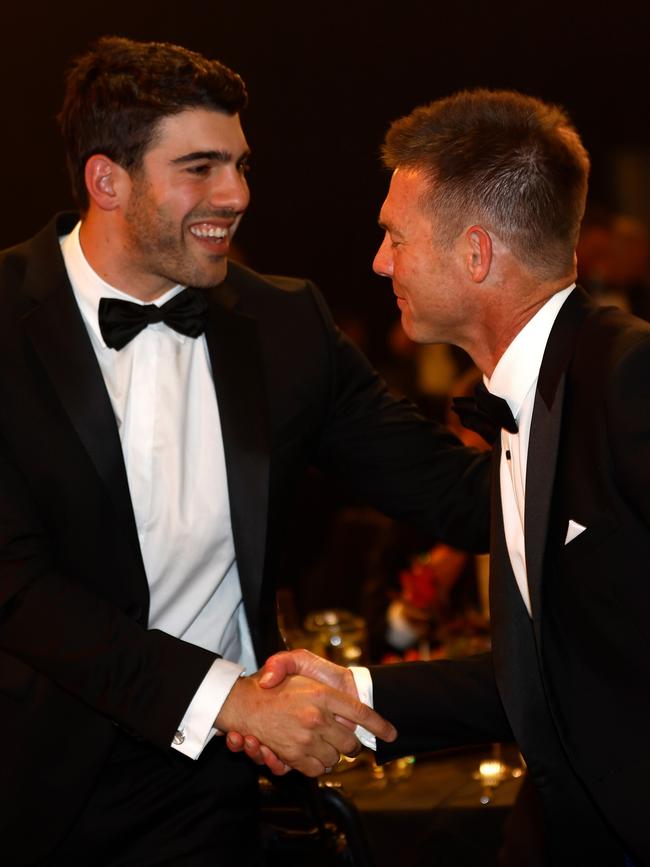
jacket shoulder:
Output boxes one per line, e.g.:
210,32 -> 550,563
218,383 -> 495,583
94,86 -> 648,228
577,303 -> 650,366
222,260 -> 335,331
0,214 -> 76,300
225,260 -> 313,295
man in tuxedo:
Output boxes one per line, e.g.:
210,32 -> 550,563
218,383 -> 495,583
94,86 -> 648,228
0,38 -> 491,866
246,91 -> 650,865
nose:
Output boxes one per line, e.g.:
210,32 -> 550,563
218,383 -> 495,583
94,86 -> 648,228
208,167 -> 250,214
373,233 -> 394,278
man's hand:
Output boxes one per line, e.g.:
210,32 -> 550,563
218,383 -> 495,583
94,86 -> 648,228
225,734 -> 292,776
226,650 -> 388,774
258,649 -> 357,697
216,666 -> 395,777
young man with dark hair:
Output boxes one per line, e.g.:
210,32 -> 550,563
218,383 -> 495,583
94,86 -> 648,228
251,90 -> 650,866
0,39 -> 489,865
58,36 -> 249,213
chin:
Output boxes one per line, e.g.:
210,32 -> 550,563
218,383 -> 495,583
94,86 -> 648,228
186,261 -> 228,289
399,314 -> 419,342
402,319 -> 435,346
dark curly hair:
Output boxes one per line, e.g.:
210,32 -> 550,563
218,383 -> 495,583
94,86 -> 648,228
58,36 -> 247,211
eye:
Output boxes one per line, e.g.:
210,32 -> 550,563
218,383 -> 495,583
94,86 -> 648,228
186,163 -> 210,176
237,158 -> 251,175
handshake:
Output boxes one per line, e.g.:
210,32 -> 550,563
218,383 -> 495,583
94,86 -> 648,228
215,649 -> 397,777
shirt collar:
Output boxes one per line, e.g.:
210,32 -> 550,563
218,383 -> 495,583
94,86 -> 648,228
59,221 -> 186,348
486,284 -> 575,420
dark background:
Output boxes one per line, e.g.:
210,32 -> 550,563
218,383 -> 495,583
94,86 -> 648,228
3,0 -> 650,353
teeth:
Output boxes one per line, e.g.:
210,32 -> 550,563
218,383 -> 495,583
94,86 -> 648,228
190,224 -> 228,240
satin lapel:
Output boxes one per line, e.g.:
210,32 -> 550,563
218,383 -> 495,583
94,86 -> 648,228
489,437 -> 507,628
490,438 -> 539,728
525,375 -> 565,642
19,218 -> 142,558
204,283 -> 270,649
524,288 -> 592,640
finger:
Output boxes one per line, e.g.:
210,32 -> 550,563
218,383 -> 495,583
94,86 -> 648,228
260,650 -> 353,695
355,705 -> 398,742
333,713 -> 357,730
296,756 -> 327,778
259,651 -> 298,688
260,744 -> 291,775
284,735 -> 341,772
319,726 -> 360,758
327,693 -> 398,742
300,711 -> 359,758
226,732 -> 246,753
281,751 -> 328,778
243,735 -> 266,765
345,740 -> 363,758
289,650 -> 354,693
313,741 -> 341,770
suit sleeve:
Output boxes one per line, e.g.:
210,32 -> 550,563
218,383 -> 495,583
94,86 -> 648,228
0,436 -> 217,749
606,333 -> 650,525
308,285 -> 490,552
370,653 -> 514,762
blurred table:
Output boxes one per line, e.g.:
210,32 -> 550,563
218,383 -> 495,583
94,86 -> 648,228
326,745 -> 525,867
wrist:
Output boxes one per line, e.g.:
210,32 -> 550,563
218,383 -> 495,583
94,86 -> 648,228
215,674 -> 250,732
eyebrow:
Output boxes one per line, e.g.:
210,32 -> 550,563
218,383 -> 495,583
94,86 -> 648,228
378,218 -> 402,238
171,149 -> 251,165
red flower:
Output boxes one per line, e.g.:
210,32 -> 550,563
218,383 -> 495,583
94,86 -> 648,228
400,558 -> 440,611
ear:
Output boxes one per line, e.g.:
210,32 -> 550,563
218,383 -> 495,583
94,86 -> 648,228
464,225 -> 493,282
84,154 -> 128,212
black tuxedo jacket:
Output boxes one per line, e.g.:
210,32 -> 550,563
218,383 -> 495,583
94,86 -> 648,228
372,288 -> 650,866
0,214 -> 489,861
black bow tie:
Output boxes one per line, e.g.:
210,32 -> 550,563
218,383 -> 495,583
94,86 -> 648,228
451,381 -> 518,445
98,288 -> 209,350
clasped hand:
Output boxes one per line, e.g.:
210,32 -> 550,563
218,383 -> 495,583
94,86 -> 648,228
217,650 -> 395,776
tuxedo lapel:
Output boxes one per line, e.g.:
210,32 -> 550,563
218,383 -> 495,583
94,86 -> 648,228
490,440 -> 547,740
524,287 -> 592,638
19,218 -> 142,560
525,374 -> 565,639
203,280 -> 270,654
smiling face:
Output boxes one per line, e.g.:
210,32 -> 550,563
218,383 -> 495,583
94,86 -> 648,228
119,107 -> 250,296
373,168 -> 471,347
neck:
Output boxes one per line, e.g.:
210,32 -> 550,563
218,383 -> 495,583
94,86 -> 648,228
78,212 -> 174,302
465,275 -> 574,378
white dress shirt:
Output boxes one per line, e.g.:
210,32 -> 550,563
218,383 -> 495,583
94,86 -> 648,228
488,284 -> 574,615
352,284 -> 575,749
61,222 -> 257,759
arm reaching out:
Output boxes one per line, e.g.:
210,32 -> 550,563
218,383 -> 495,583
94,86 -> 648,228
217,664 -> 395,777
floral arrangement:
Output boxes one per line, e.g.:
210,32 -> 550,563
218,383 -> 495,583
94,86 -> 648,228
382,545 -> 490,662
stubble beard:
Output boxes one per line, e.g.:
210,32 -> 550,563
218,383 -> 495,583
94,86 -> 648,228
123,182 -> 228,290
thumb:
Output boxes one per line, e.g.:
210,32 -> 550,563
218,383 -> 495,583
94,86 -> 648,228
258,651 -> 298,688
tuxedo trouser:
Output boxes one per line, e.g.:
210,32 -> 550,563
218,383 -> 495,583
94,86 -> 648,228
35,732 -> 263,867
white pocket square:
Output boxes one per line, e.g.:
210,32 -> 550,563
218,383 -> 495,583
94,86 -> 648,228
565,519 -> 587,545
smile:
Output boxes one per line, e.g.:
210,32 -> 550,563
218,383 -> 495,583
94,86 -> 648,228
189,223 -> 229,240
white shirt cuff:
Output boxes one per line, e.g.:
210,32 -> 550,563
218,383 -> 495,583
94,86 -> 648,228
350,666 -> 377,751
171,658 -> 244,759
